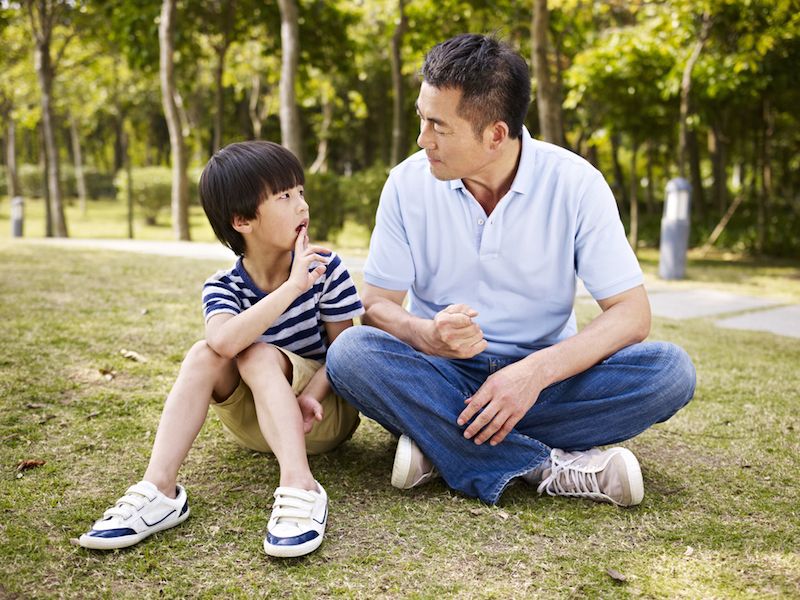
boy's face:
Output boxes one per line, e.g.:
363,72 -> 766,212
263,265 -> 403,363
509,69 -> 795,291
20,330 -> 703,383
245,184 -> 309,251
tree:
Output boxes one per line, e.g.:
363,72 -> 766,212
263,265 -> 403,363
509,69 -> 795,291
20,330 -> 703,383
277,0 -> 302,163
389,0 -> 408,165
25,0 -> 75,237
531,0 -> 564,146
159,0 -> 191,240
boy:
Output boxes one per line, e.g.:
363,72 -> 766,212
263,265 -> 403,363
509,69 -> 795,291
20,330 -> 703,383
78,141 -> 363,558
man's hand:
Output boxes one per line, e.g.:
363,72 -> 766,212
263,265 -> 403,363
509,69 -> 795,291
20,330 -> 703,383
287,225 -> 331,295
297,393 -> 324,434
422,304 -> 488,358
457,359 -> 544,445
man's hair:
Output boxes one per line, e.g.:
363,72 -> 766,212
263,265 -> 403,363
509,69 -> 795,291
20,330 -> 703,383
199,141 -> 304,256
421,33 -> 530,139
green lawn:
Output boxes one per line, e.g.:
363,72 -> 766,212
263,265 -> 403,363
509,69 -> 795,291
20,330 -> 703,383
1,240 -> 798,598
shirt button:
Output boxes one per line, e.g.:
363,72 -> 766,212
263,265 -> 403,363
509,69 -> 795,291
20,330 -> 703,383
478,219 -> 485,225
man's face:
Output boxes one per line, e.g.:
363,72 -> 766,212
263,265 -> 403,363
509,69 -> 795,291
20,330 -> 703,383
415,81 -> 490,182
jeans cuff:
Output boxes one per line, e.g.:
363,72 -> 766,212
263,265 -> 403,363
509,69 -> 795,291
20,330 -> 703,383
484,445 -> 552,505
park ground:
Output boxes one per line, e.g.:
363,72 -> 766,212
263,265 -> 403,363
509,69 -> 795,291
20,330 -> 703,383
0,199 -> 799,598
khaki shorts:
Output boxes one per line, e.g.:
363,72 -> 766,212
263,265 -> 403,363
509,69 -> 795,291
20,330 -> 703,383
210,346 -> 360,455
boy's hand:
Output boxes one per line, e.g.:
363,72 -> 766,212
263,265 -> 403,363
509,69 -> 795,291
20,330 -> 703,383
297,393 -> 324,434
288,225 -> 331,295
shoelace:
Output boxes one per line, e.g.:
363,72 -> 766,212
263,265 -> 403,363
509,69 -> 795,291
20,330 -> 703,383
271,487 -> 316,527
102,484 -> 156,521
536,453 -> 605,501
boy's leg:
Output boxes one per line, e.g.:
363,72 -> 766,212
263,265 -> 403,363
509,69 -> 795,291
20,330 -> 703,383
143,340 -> 239,497
236,343 -> 315,491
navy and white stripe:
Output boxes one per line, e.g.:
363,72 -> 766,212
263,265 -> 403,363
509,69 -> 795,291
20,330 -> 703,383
202,252 -> 364,361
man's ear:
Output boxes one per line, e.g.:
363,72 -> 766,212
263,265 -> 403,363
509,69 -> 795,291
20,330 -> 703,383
232,214 -> 252,234
486,120 -> 510,150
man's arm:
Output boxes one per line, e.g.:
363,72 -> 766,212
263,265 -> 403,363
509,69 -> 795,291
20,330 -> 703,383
458,284 -> 651,445
362,284 -> 488,359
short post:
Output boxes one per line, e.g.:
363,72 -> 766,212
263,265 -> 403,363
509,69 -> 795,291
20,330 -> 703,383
11,196 -> 24,238
659,178 -> 691,279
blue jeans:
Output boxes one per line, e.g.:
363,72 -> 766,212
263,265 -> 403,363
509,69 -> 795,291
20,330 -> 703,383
326,326 -> 696,505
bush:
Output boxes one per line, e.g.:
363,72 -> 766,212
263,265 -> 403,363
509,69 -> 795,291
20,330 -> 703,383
0,164 -> 115,199
114,167 -> 200,225
304,172 -> 345,241
342,163 -> 389,231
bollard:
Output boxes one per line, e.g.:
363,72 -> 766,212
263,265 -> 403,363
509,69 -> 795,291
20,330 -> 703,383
659,178 -> 691,280
11,196 -> 24,238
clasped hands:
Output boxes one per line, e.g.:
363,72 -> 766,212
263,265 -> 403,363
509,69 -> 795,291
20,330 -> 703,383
427,304 -> 543,446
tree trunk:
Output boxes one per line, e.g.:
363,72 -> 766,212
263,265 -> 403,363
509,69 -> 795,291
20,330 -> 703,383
159,0 -> 191,240
610,133 -> 628,211
389,0 -> 408,166
645,140 -> 655,214
277,0 -> 302,163
34,42 -> 68,236
687,129 -> 705,221
212,42 -> 228,153
39,124 -> 52,237
760,96 -> 773,252
531,0 -> 564,145
309,85 -> 333,174
68,112 -> 88,214
4,113 -> 22,198
708,117 -> 728,217
678,12 -> 711,178
628,140 -> 639,253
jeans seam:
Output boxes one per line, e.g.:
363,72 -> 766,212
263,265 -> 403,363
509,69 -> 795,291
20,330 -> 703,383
484,437 -> 551,505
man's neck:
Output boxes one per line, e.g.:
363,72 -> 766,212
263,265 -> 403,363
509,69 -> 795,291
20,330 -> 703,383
463,137 -> 522,216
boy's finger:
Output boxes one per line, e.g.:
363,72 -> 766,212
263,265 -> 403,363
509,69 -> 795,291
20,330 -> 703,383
306,244 -> 332,254
294,225 -> 308,251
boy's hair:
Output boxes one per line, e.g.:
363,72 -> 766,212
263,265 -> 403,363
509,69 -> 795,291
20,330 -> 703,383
421,34 -> 530,140
199,141 -> 304,256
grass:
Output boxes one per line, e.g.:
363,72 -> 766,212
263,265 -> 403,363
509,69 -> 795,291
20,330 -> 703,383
1,237 -> 799,598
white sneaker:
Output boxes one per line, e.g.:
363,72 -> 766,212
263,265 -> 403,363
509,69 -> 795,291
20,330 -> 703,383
78,481 -> 190,549
391,435 -> 438,489
264,481 -> 328,558
536,447 -> 644,507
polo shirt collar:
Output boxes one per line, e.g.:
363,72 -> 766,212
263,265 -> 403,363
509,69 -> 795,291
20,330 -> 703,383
448,126 -> 535,194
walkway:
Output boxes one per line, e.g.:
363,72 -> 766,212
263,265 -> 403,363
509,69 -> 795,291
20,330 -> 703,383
27,238 -> 800,340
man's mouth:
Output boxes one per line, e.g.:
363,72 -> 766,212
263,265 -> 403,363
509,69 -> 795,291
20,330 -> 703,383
295,219 -> 309,233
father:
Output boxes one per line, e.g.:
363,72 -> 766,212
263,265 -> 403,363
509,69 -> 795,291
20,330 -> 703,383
326,34 -> 695,507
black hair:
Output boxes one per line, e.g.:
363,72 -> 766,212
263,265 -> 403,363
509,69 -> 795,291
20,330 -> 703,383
198,141 -> 304,256
421,34 -> 530,139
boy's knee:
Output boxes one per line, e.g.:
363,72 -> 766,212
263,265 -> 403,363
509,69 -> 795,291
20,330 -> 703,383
237,342 -> 286,375
184,340 -> 226,371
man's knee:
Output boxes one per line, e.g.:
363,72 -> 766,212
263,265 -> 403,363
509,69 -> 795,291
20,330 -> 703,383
652,342 -> 696,416
327,326 -> 390,375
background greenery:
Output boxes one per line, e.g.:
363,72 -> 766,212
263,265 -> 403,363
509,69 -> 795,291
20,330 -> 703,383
1,241 -> 798,598
1,0 -> 798,254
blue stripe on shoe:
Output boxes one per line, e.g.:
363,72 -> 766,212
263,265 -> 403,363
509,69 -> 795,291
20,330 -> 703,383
266,530 -> 319,546
87,527 -> 138,539
179,501 -> 189,516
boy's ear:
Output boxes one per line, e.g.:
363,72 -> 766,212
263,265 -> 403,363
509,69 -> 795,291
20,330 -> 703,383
231,214 -> 252,233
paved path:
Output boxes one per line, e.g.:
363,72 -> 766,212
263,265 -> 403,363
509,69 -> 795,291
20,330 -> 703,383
24,238 -> 800,340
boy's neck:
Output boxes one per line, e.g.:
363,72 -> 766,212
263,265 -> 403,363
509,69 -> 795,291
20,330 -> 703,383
241,249 -> 293,293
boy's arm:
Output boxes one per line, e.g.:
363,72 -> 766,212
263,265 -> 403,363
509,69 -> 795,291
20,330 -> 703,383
206,229 -> 329,359
298,319 -> 354,401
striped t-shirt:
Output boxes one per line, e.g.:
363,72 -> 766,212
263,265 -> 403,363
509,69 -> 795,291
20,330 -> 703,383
202,252 -> 364,361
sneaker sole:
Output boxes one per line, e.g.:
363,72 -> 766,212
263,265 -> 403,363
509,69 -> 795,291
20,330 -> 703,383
78,507 -> 191,550
617,448 -> 644,507
264,533 -> 324,558
391,435 -> 415,489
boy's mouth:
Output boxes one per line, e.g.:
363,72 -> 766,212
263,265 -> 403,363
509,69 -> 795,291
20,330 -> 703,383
295,219 -> 309,233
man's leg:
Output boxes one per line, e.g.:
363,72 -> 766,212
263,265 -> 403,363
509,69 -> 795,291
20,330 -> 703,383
516,341 -> 696,450
326,326 -> 551,505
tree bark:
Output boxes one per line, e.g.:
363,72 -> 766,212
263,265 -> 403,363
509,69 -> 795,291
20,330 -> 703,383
248,73 -> 273,139
39,124 -> 52,237
277,0 -> 302,163
159,0 -> 191,240
628,140 -> 639,253
68,112 -> 88,214
309,85 -> 333,174
531,0 -> 564,145
3,111 -> 22,198
645,140 -> 655,214
389,0 -> 408,166
708,117 -> 728,217
29,0 -> 68,237
687,128 -> 705,221
610,133 -> 628,211
678,12 -> 711,181
212,44 -> 226,153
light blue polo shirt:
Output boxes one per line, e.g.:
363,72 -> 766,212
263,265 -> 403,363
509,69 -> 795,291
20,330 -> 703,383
364,127 -> 643,358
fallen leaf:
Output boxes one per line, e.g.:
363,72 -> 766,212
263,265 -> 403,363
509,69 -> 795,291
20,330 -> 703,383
69,537 -> 81,546
86,411 -> 100,419
606,568 -> 627,583
26,403 -> 46,409
16,459 -> 46,472
496,510 -> 510,520
684,546 -> 694,557
141,308 -> 149,315
120,349 -> 147,363
38,415 -> 56,425
98,367 -> 116,381
469,507 -> 483,516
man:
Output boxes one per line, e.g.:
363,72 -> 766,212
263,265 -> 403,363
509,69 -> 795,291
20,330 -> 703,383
327,34 -> 695,507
